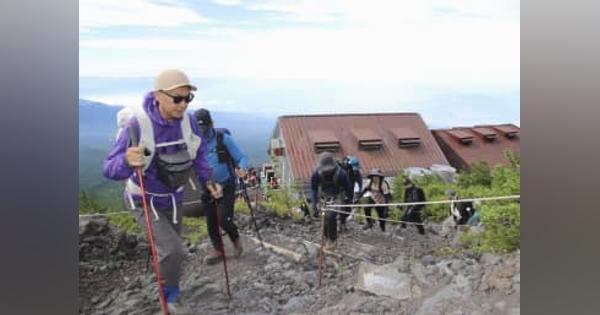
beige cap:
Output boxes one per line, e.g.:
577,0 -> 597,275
153,69 -> 197,92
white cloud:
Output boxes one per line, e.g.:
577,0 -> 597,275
211,0 -> 243,6
80,0 -> 519,89
79,0 -> 209,31
244,0 -> 519,25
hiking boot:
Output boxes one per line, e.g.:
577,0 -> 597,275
162,300 -> 193,315
233,239 -> 244,258
362,223 -> 373,230
203,248 -> 223,265
339,222 -> 349,233
325,240 -> 337,251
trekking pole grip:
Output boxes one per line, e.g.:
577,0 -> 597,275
127,125 -> 139,147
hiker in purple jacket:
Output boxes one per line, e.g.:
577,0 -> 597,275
103,69 -> 220,315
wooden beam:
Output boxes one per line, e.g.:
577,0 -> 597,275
247,236 -> 305,263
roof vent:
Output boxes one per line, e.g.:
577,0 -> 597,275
493,125 -> 520,139
352,129 -> 383,150
447,129 -> 474,144
309,130 -> 340,152
472,127 -> 497,142
388,128 -> 421,148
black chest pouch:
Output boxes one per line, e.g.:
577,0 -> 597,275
156,148 -> 193,189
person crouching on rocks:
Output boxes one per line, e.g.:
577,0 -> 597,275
355,168 -> 392,232
310,152 -> 353,250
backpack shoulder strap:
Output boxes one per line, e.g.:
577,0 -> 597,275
383,180 -> 391,194
181,113 -> 201,160
130,106 -> 155,172
215,129 -> 236,177
333,166 -> 341,185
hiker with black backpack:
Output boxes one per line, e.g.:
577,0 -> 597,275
355,168 -> 393,232
311,152 -> 353,250
339,156 -> 363,203
103,69 -> 221,315
447,189 -> 474,226
400,178 -> 427,235
193,108 -> 249,265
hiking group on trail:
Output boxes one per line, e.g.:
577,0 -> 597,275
102,68 -> 481,314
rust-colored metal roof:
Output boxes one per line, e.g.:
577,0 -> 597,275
352,128 -> 381,141
447,129 -> 473,140
308,130 -> 339,143
472,127 -> 497,137
276,113 -> 450,183
432,124 -> 520,171
388,127 -> 419,140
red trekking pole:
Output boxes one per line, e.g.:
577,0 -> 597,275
210,184 -> 232,299
128,126 -> 169,315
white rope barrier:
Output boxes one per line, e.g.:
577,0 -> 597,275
321,194 -> 520,227
323,207 -> 447,227
328,195 -> 520,208
79,186 -> 262,218
80,193 -> 518,222
79,199 -> 204,218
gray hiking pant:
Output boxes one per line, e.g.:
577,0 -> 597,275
132,203 -> 185,287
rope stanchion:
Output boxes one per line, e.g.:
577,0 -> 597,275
213,197 -> 232,299
318,208 -> 326,289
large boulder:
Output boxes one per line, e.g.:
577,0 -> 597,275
355,261 -> 413,300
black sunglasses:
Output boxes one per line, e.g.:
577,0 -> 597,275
160,90 -> 194,104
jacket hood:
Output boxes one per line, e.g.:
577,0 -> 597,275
142,91 -> 182,127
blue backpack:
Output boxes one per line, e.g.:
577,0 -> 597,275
347,156 -> 361,172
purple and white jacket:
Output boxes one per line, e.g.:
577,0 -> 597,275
103,92 -> 212,221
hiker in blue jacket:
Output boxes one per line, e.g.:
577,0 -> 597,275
311,152 -> 353,250
192,108 -> 249,265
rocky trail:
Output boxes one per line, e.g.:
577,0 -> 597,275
79,206 -> 520,315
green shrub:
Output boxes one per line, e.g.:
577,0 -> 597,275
105,212 -> 208,245
107,212 -> 142,235
79,191 -> 107,214
264,189 -> 301,219
492,165 -> 520,196
457,161 -> 492,188
181,217 -> 208,245
461,202 -> 520,253
234,199 -> 251,215
388,162 -> 520,253
392,175 -> 455,222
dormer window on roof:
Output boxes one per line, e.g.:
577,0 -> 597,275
472,127 -> 497,141
309,130 -> 340,152
493,125 -> 520,139
448,129 -> 474,144
388,128 -> 421,148
352,128 -> 383,150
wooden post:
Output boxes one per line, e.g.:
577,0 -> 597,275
318,207 -> 326,289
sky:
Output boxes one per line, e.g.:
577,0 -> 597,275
79,0 -> 520,128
